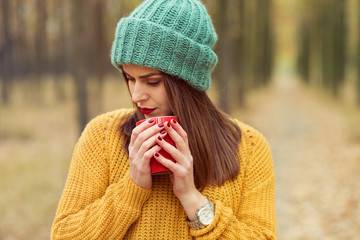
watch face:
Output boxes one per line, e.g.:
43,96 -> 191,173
199,208 -> 215,225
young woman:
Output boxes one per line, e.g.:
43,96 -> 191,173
51,0 -> 277,239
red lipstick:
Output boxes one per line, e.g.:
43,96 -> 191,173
139,107 -> 156,114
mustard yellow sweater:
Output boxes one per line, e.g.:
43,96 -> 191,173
51,109 -> 277,239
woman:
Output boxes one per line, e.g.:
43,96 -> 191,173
51,0 -> 277,239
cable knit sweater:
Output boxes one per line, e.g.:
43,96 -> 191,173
51,108 -> 277,239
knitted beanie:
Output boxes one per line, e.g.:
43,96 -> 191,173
111,0 -> 218,91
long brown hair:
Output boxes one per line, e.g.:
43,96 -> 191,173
119,72 -> 242,188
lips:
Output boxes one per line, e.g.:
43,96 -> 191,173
139,107 -> 156,115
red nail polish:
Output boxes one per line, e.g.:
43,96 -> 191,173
148,118 -> 155,123
158,136 -> 162,141
160,129 -> 166,134
172,119 -> 177,124
158,123 -> 164,128
155,152 -> 160,157
167,122 -> 171,128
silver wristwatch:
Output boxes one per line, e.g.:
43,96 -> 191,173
186,199 -> 215,230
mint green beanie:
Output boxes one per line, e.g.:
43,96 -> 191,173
111,0 -> 218,91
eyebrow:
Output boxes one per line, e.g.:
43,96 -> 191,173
121,67 -> 162,79
138,73 -> 162,79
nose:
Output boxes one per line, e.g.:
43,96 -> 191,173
131,81 -> 148,103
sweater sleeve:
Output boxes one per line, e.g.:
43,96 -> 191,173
51,113 -> 151,239
191,126 -> 277,240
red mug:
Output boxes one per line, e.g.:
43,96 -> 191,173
136,116 -> 178,175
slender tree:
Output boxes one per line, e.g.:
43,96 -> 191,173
320,0 -> 346,97
53,1 -> 68,101
14,0 -> 30,77
234,0 -> 246,107
0,0 -> 12,104
71,0 -> 89,133
263,0 -> 274,85
332,0 -> 346,97
91,0 -> 107,114
297,21 -> 311,83
29,0 -> 48,103
34,0 -> 48,76
253,0 -> 265,87
216,0 -> 232,113
243,1 -> 256,89
320,0 -> 333,89
357,0 -> 360,105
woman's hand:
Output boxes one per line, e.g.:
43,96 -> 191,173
153,119 -> 208,220
128,119 -> 167,190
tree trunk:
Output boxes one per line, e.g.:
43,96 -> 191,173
14,0 -> 29,77
263,0 -> 274,85
53,1 -> 67,102
34,0 -> 48,75
357,0 -> 360,105
71,0 -> 89,134
253,0 -> 263,87
0,0 -> 12,104
32,0 -> 48,103
235,0 -> 246,107
217,0 -> 231,113
243,1 -> 256,89
319,0 -> 346,97
332,0 -> 346,97
297,21 -> 311,83
92,0 -> 106,115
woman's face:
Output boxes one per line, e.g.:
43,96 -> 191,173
122,64 -> 173,118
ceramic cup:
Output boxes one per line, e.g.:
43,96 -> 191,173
136,116 -> 178,175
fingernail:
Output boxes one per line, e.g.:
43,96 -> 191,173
148,118 -> 155,123
158,136 -> 162,141
158,123 -> 164,128
160,129 -> 166,134
172,119 -> 177,124
167,122 -> 171,128
155,152 -> 160,157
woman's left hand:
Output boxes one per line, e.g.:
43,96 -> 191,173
154,119 -> 208,220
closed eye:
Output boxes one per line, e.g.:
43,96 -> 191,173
147,80 -> 161,86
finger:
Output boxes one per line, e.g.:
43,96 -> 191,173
140,144 -> 162,166
153,152 -> 179,173
164,121 -> 189,152
170,119 -> 189,145
130,144 -> 162,177
132,122 -> 166,153
136,129 -> 168,159
155,135 -> 187,166
130,118 -> 156,147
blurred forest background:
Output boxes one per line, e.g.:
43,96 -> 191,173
1,0 -> 360,239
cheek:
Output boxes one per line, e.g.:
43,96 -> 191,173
159,88 -> 169,104
153,87 -> 171,111
128,82 -> 134,95
161,92 -> 172,111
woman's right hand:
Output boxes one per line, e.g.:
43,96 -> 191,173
128,118 -> 167,190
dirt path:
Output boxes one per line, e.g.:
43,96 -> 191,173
235,77 -> 360,239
